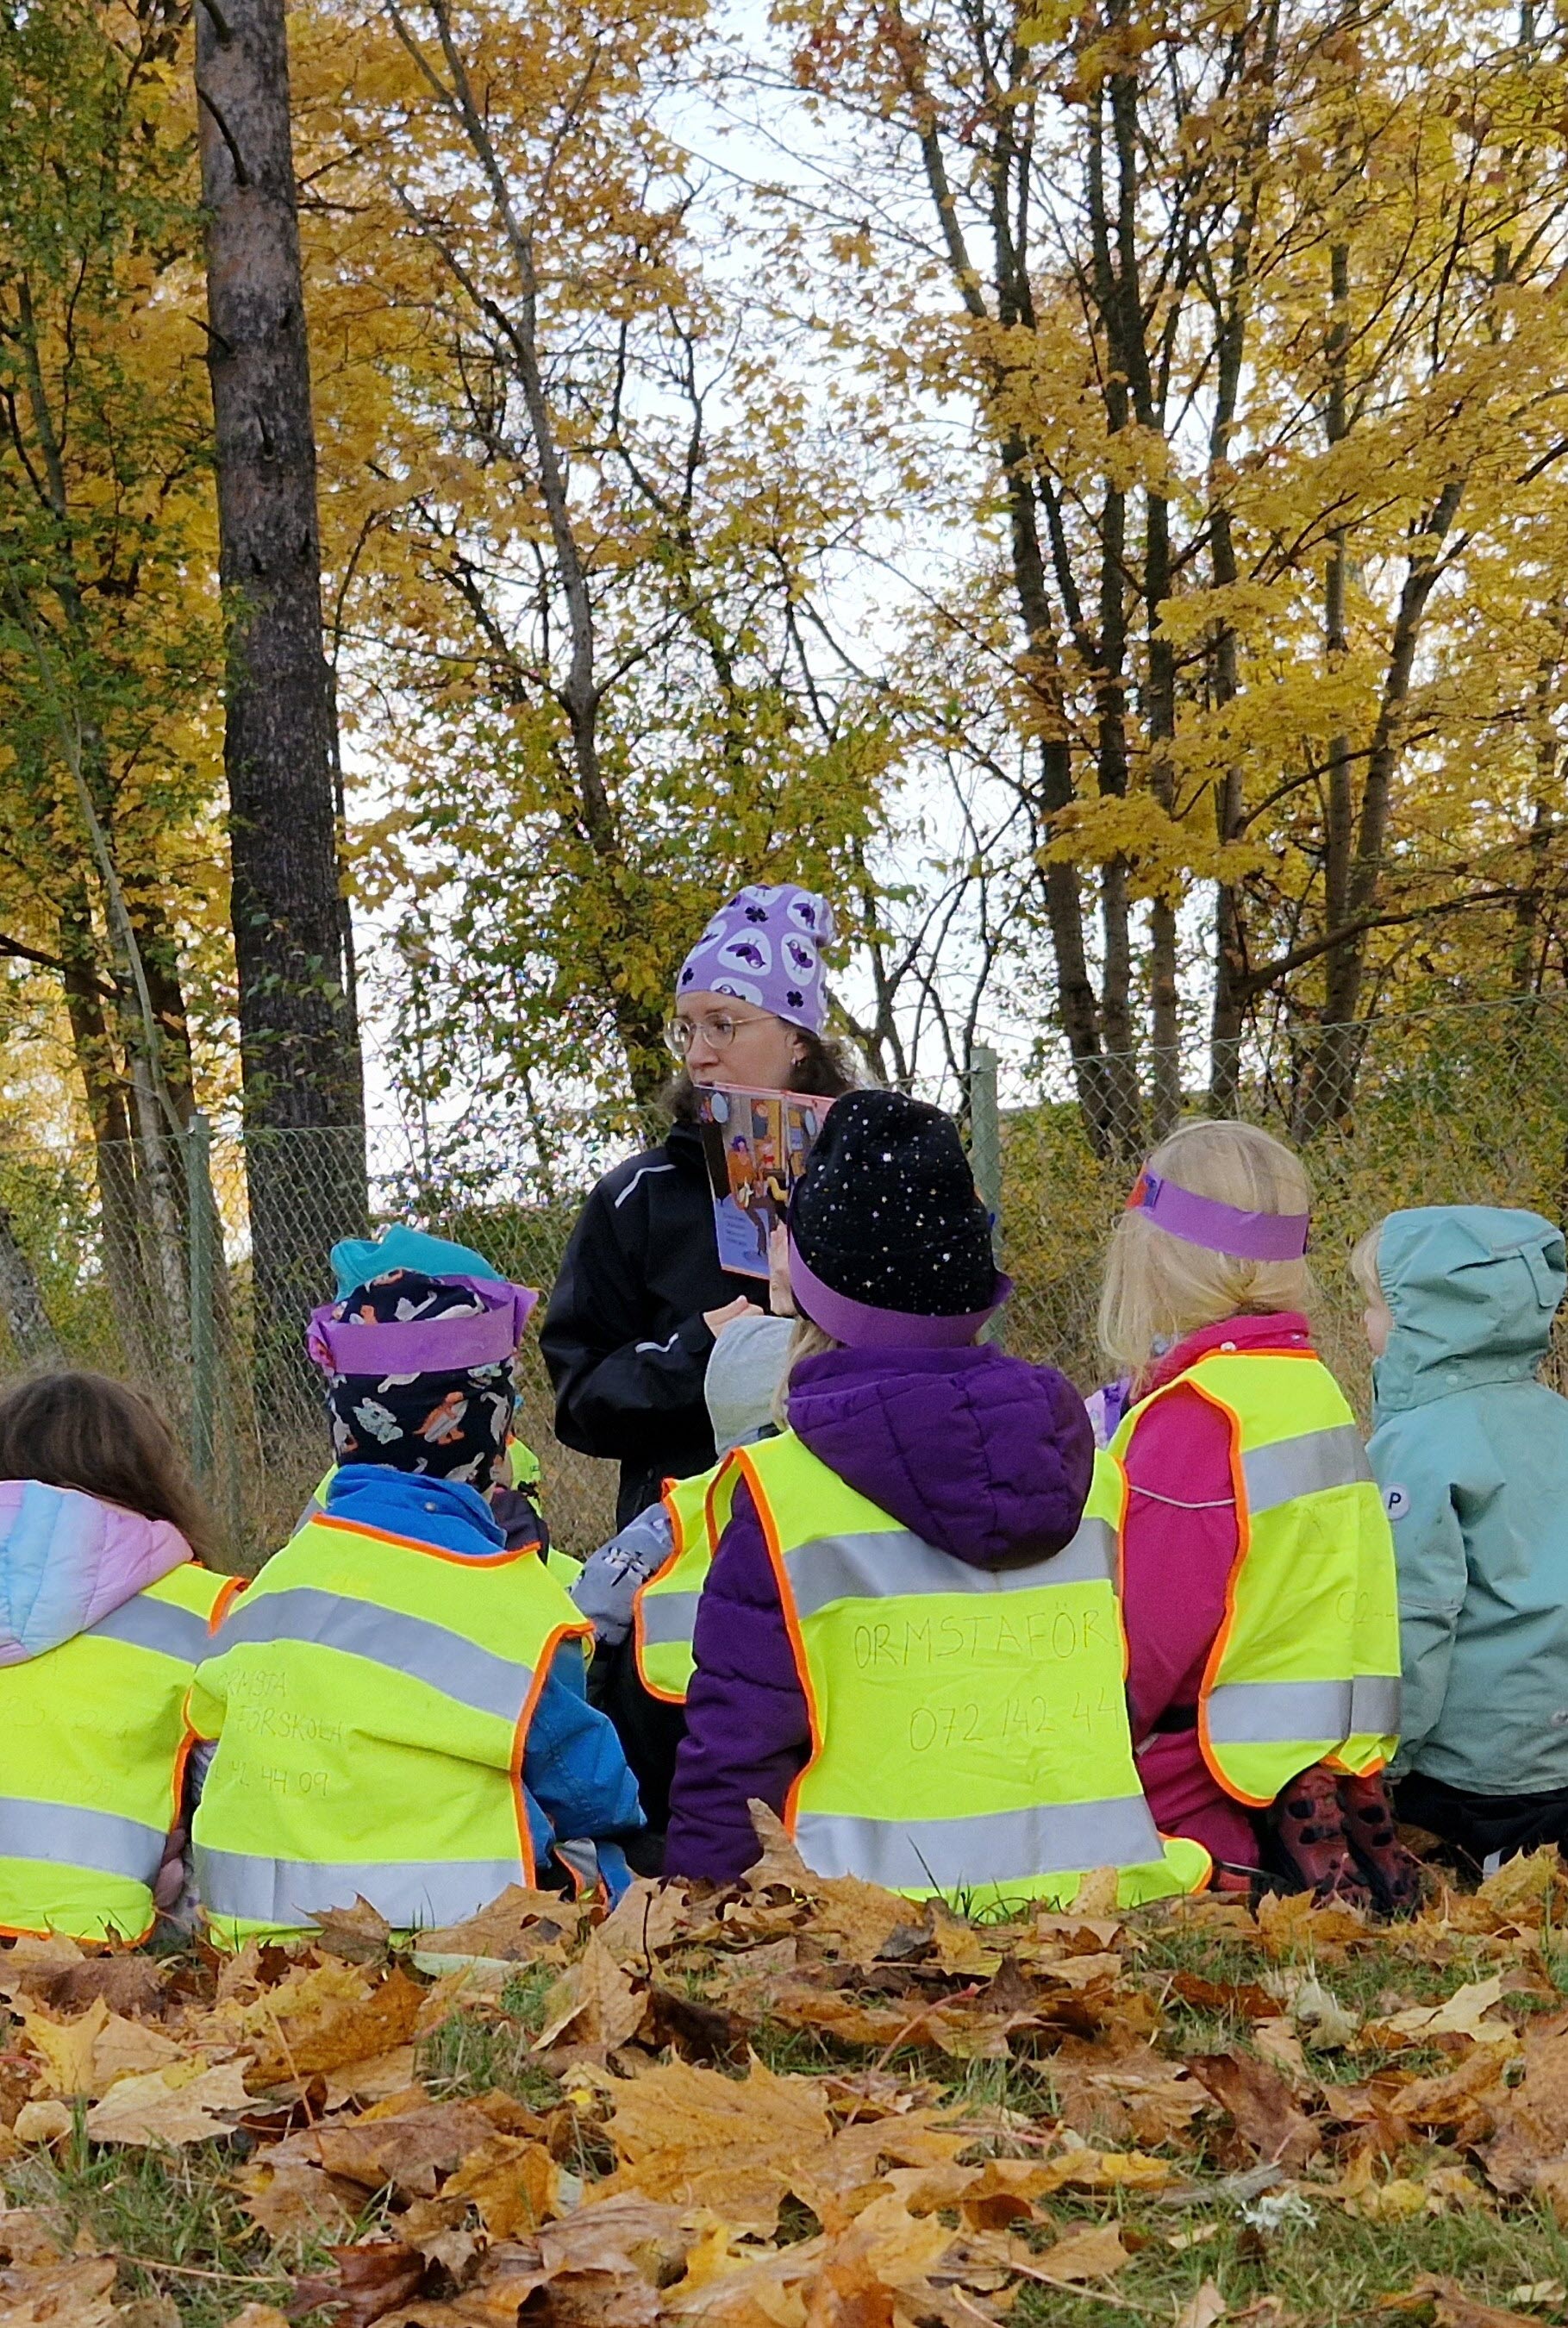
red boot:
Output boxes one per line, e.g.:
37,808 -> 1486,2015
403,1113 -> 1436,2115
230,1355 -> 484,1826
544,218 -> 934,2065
1338,1771 -> 1425,1918
1267,1763 -> 1372,1910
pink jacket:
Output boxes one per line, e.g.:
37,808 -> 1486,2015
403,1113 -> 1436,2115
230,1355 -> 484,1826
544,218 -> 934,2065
0,1480 -> 192,1666
1119,1312 -> 1315,1869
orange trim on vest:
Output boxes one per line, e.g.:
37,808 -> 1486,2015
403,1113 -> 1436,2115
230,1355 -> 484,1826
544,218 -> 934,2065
313,1511 -> 536,1568
728,1448 -> 823,1841
0,1910 -> 154,1951
209,1574 -> 248,1629
633,1478 -> 698,1707
509,1616 -> 592,1887
1120,1365 -> 1270,1810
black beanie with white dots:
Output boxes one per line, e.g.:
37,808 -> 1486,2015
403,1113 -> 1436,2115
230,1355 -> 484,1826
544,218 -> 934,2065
789,1089 -> 997,1317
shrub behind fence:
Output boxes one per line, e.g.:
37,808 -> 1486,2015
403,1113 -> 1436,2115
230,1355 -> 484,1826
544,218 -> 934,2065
3,992 -> 1566,1568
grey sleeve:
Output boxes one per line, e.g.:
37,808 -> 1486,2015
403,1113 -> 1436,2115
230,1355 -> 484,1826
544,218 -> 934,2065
704,1311 -> 794,1455
570,1502 -> 675,1648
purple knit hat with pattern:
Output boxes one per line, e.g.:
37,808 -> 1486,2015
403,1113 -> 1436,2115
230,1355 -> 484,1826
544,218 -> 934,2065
676,883 -> 834,1033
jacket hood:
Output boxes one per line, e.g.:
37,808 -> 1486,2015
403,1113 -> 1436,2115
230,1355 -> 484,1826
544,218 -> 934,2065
785,1344 -> 1094,1565
0,1480 -> 191,1665
1372,1205 -> 1565,1417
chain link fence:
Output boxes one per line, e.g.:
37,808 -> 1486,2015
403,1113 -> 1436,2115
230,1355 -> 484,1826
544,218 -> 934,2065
3,991 -> 1567,1568
991,992 -> 1568,1415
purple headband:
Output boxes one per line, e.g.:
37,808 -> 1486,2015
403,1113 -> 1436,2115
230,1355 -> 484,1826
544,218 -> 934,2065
1128,1169 -> 1309,1263
788,1236 -> 1010,1349
306,1276 -> 538,1376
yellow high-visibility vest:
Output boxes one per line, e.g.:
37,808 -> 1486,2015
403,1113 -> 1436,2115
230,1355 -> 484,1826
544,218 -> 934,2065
0,1562 -> 234,1945
1109,1346 -> 1401,1807
634,1462 -> 740,1703
190,1511 -> 592,1948
725,1433 -> 1209,1912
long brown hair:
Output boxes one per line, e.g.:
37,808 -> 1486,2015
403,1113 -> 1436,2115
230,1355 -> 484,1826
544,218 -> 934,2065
0,1371 -> 216,1562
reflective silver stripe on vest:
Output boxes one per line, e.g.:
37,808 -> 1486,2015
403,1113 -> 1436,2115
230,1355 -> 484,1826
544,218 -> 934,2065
0,1795 -> 165,1883
90,1593 -> 213,1663
639,1591 -> 703,1646
552,1837 -> 603,1895
216,1587 -> 534,1724
194,1844 -> 525,1931
1242,1424 -> 1372,1516
792,1793 -> 1164,1892
1205,1673 -> 1402,1744
787,1518 -> 1115,1624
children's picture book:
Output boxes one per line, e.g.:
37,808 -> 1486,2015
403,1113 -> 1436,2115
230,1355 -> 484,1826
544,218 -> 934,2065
697,1084 -> 834,1280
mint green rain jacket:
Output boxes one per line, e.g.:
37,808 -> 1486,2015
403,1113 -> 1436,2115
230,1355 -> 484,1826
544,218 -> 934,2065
1370,1205 -> 1568,1795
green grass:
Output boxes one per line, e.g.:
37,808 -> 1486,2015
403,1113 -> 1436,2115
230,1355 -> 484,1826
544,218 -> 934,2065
8,1903 -> 1568,2324
416,1963 -> 562,2109
4,2128 -> 307,2328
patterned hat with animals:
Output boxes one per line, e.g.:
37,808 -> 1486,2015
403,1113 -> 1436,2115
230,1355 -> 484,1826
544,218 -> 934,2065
676,883 -> 834,1033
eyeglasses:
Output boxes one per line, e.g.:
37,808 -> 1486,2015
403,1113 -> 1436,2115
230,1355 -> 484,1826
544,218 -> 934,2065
664,1010 -> 773,1058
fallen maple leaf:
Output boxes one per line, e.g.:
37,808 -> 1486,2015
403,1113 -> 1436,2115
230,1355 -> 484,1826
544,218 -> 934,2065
1285,1972 -> 1359,2050
1034,2223 -> 1134,2281
1254,1891 -> 1368,1956
248,1966 -> 427,2084
10,1956 -> 168,2022
1177,2280 -> 1228,2328
17,1996 -> 110,2098
1482,2009 -> 1568,2193
597,1878 -> 694,1965
420,1884 -> 588,1961
308,2100 -> 506,2197
1051,2037 -> 1203,2148
289,2239 -> 427,2328
82,2058 -> 252,2146
744,1799 -> 817,1892
600,2054 -> 834,2232
0,2217 -> 61,2270
1251,2018 -> 1313,2088
0,2256 -> 121,2327
1030,2141 -> 1172,2193
1385,1975 -> 1509,2040
1383,2275 -> 1551,2328
235,2152 -> 358,2242
534,1935 -> 646,2056
10,2102 -> 71,2146
1190,2050 -> 1321,2169
443,2133 -> 561,2235
311,1898 -> 394,1963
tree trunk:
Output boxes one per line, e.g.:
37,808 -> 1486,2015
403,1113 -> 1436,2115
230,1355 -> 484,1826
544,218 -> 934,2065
196,0 -> 367,1433
1292,241 -> 1354,1138
0,1200 -> 61,1369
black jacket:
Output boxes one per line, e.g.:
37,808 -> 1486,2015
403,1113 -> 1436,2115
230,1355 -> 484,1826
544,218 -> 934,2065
541,1119 -> 767,1527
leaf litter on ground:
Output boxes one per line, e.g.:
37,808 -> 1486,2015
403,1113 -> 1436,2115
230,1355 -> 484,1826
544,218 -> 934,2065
8,1842 -> 1568,2321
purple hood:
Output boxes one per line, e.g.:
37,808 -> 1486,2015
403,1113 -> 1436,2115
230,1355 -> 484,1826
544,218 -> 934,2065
785,1343 -> 1093,1567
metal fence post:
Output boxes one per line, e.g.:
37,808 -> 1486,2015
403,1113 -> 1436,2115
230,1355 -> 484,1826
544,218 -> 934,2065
184,1112 -> 217,1487
967,1043 -> 1004,1346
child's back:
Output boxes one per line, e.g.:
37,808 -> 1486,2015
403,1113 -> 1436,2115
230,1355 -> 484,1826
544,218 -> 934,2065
1370,1206 -> 1568,1842
0,1372 -> 228,1943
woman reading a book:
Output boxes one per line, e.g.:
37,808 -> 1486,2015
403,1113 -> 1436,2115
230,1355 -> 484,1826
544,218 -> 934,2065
540,882 -> 859,1845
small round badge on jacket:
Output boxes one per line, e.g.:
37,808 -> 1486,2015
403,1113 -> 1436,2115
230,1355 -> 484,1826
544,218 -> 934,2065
1384,1484 -> 1411,1523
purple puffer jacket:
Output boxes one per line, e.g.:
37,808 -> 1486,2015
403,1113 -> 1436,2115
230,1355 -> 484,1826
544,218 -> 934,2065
664,1342 -> 1095,1881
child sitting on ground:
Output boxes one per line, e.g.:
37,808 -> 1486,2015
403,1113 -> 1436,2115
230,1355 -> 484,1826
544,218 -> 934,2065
663,1089 -> 1209,1909
572,1262 -> 793,1867
191,1267 -> 643,1945
297,1224 -> 559,1569
1100,1120 -> 1420,1912
1355,1206 -> 1568,1870
0,1372 -> 232,1944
